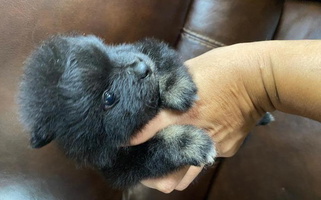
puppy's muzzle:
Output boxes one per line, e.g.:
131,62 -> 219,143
129,59 -> 151,79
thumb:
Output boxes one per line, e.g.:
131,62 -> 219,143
129,110 -> 178,146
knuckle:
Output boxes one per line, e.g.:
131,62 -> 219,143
175,184 -> 189,191
219,141 -> 237,157
223,139 -> 244,157
224,150 -> 237,157
155,179 -> 178,193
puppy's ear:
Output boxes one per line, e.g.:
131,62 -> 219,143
19,35 -> 64,149
30,127 -> 55,148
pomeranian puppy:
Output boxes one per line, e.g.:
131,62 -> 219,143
18,34 -> 216,188
19,34 -> 273,188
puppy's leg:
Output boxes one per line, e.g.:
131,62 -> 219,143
159,68 -> 198,111
101,125 -> 215,188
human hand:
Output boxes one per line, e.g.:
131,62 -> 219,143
130,43 -> 275,193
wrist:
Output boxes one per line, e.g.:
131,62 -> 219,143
259,40 -> 321,121
233,42 -> 277,114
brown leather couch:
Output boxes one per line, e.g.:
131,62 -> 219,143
1,0 -> 321,199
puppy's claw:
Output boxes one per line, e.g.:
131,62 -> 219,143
205,145 -> 216,166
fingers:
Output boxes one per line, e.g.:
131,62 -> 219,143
130,112 -> 165,145
130,124 -> 159,146
214,131 -> 247,157
130,110 -> 179,146
140,131 -> 246,193
141,166 -> 203,193
141,166 -> 189,193
175,166 -> 204,191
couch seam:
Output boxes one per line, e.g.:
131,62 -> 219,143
182,28 -> 226,47
174,0 -> 195,47
181,33 -> 217,49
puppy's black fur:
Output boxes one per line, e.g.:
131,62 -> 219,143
19,34 -> 273,188
19,35 -> 216,188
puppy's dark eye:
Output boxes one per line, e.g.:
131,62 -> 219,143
102,91 -> 116,110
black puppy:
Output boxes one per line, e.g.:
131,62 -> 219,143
18,35 -> 216,188
19,34 -> 273,188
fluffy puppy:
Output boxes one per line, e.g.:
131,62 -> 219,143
18,35 -> 216,188
18,34 -> 273,188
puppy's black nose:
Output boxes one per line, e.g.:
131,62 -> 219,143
131,60 -> 151,79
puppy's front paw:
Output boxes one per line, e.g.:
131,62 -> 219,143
160,69 -> 197,111
182,127 -> 216,166
101,125 -> 216,188
159,125 -> 216,166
